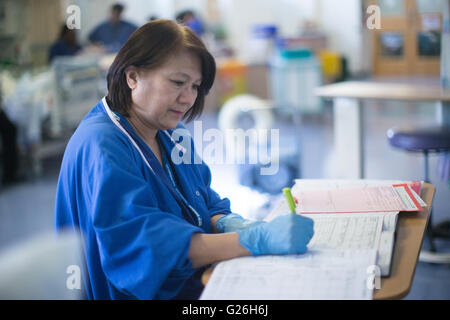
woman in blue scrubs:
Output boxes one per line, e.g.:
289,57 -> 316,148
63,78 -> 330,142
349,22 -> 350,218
55,20 -> 314,300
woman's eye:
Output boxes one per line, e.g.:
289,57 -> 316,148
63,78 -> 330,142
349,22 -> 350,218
171,80 -> 184,87
192,84 -> 200,91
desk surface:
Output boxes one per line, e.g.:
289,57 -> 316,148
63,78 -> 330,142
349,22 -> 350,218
201,183 -> 435,300
315,81 -> 450,102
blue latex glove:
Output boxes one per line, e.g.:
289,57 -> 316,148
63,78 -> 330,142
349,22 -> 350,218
215,213 -> 266,233
237,214 -> 314,256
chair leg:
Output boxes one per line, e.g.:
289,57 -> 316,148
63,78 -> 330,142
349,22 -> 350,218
423,150 -> 437,252
423,150 -> 429,183
433,220 -> 450,239
419,151 -> 450,263
425,209 -> 437,252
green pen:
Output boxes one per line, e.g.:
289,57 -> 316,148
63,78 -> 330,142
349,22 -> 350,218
283,187 -> 297,214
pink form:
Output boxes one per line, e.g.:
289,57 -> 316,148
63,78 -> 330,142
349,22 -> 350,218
294,184 -> 423,214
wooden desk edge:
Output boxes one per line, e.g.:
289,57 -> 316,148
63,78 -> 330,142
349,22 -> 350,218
373,183 -> 435,300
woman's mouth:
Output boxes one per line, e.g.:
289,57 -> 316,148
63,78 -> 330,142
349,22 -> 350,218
170,110 -> 184,116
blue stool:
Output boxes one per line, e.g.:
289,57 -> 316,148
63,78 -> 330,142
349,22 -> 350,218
387,125 -> 450,263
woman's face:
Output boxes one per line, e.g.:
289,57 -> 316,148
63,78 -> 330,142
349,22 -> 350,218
127,49 -> 202,133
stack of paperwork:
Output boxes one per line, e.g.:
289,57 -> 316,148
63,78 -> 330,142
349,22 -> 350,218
200,180 -> 426,300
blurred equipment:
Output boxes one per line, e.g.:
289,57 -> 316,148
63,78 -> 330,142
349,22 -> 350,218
2,69 -> 53,177
247,24 -> 278,64
216,59 -> 248,105
1,53 -> 104,177
317,50 -> 343,83
50,55 -> 103,137
3,70 -> 52,144
0,231 -> 84,299
269,48 -> 322,115
218,94 -> 301,195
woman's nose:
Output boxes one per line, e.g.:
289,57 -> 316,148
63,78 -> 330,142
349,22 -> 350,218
178,86 -> 197,106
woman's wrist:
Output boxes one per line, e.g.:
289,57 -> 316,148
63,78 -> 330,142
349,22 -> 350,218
210,214 -> 226,233
188,232 -> 250,269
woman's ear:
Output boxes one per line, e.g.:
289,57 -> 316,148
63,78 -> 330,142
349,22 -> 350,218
125,66 -> 139,90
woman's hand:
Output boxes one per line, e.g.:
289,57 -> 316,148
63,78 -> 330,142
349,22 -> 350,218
215,213 -> 266,233
188,214 -> 314,268
237,214 -> 314,256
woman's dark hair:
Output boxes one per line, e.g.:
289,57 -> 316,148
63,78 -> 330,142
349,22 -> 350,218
111,3 -> 124,14
106,19 -> 216,122
59,24 -> 70,40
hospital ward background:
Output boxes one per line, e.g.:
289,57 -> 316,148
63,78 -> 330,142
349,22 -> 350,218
0,0 -> 449,300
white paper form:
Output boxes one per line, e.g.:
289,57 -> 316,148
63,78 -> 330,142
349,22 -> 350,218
304,213 -> 385,250
302,212 -> 396,276
376,212 -> 399,275
200,249 -> 377,300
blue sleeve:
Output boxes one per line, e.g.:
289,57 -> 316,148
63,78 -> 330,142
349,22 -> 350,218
88,24 -> 102,43
87,134 -> 203,299
125,21 -> 138,33
48,44 -> 57,62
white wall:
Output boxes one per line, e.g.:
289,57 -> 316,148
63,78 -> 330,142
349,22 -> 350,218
318,0 -> 363,74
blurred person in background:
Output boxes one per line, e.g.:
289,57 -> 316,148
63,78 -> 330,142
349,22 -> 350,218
176,10 -> 205,37
49,24 -> 82,63
88,3 -> 138,53
0,90 -> 20,186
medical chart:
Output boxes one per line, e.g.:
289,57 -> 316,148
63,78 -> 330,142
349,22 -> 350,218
200,249 -> 377,300
304,213 -> 385,250
291,179 -> 426,208
302,212 -> 396,276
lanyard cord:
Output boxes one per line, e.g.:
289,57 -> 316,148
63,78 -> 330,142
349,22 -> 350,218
159,137 -> 203,227
101,98 -> 202,227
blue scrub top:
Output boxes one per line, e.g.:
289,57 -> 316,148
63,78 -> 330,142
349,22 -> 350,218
55,99 -> 232,299
49,41 -> 82,62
